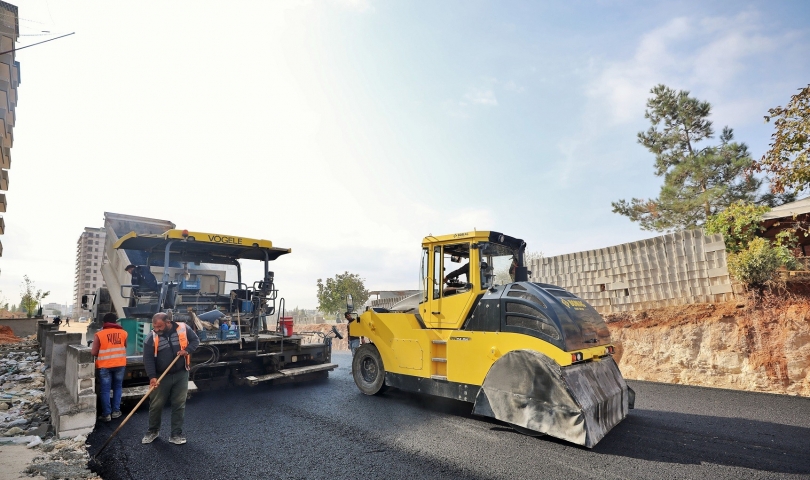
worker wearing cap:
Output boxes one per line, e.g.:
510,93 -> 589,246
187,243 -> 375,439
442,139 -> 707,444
91,312 -> 128,422
141,312 -> 199,445
125,264 -> 159,294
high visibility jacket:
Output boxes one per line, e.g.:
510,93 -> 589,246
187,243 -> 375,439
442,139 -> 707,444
152,322 -> 191,369
95,329 -> 128,368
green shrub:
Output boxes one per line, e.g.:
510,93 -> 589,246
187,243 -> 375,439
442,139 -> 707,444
705,201 -> 770,253
774,244 -> 801,270
727,237 -> 782,286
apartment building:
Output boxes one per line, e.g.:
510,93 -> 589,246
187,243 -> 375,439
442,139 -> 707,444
0,1 -> 20,255
73,227 -> 107,315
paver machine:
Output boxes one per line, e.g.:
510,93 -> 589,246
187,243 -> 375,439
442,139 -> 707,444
347,230 -> 634,448
85,219 -> 338,401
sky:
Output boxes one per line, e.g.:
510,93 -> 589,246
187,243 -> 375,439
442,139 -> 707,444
2,0 -> 809,311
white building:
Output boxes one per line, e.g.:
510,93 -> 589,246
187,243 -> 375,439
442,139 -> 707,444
42,302 -> 68,317
73,227 -> 107,316
0,1 -> 21,256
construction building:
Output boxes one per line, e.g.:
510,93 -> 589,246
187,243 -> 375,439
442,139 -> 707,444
0,1 -> 20,256
73,227 -> 107,316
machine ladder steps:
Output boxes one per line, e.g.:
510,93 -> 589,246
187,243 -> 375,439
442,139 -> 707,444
431,338 -> 447,377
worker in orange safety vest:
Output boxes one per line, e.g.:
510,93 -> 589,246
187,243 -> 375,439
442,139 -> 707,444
141,312 -> 199,445
91,312 -> 128,422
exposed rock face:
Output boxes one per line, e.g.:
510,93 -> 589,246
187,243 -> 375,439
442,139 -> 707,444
294,323 -> 349,351
606,295 -> 810,397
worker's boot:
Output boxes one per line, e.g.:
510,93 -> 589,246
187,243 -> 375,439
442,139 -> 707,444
141,431 -> 159,444
169,435 -> 186,445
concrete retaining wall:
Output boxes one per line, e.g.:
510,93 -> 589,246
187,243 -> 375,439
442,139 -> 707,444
531,229 -> 734,314
0,317 -> 38,337
38,322 -> 96,439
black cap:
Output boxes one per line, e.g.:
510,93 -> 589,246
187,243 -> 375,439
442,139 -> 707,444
125,264 -> 136,271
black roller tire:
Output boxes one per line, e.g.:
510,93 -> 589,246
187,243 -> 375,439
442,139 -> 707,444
352,344 -> 387,395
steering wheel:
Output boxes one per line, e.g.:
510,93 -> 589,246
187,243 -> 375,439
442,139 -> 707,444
445,278 -> 465,289
331,325 -> 343,340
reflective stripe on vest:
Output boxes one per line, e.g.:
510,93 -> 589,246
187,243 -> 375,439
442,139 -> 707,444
95,329 -> 128,368
151,322 -> 190,369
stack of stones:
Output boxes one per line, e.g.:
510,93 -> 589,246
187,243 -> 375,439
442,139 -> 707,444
532,230 -> 735,314
0,347 -> 50,447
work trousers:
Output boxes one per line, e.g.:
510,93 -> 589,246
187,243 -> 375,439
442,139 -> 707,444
349,338 -> 360,357
98,366 -> 126,417
147,370 -> 189,436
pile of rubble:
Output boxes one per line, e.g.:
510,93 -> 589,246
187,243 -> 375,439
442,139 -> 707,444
0,341 -> 98,479
0,324 -> 22,344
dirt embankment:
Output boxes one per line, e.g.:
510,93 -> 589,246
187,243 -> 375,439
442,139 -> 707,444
294,323 -> 349,351
0,326 -> 21,345
606,288 -> 810,397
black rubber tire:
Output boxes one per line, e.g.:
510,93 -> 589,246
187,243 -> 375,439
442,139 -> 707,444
352,344 -> 387,395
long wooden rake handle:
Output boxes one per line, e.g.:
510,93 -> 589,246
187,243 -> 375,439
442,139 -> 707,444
93,354 -> 182,458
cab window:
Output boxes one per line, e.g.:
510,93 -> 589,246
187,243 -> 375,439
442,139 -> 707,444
433,247 -> 442,300
420,247 -> 429,303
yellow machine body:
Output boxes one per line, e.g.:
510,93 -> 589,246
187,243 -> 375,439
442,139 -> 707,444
349,230 -> 634,448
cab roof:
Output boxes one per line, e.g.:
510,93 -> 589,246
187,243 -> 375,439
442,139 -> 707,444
113,229 -> 291,263
422,230 -> 525,251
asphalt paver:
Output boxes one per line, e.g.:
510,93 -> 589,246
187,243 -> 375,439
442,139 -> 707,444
88,352 -> 810,479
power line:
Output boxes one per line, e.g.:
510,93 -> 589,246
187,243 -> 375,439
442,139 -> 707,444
0,32 -> 74,56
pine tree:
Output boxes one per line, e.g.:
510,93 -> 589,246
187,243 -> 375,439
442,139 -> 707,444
612,84 -> 762,231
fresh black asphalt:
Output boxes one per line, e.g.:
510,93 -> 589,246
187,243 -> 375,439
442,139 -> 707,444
88,352 -> 810,479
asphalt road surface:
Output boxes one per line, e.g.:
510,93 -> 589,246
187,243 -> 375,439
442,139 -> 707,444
88,352 -> 810,480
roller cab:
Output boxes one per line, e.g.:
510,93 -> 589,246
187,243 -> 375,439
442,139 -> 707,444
349,230 -> 634,448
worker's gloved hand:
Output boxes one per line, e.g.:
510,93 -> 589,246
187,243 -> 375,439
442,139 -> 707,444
177,350 -> 189,356
149,378 -> 159,388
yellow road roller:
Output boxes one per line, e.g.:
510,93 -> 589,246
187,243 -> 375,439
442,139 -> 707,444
348,230 -> 634,448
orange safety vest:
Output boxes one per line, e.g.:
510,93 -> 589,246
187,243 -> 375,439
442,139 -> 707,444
95,329 -> 128,369
152,322 -> 191,370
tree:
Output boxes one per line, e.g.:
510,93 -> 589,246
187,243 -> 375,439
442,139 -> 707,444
20,276 -> 50,319
612,84 -> 761,231
316,272 -> 369,316
752,84 -> 810,195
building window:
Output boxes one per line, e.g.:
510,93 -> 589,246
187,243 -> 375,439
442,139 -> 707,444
84,283 -> 90,288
